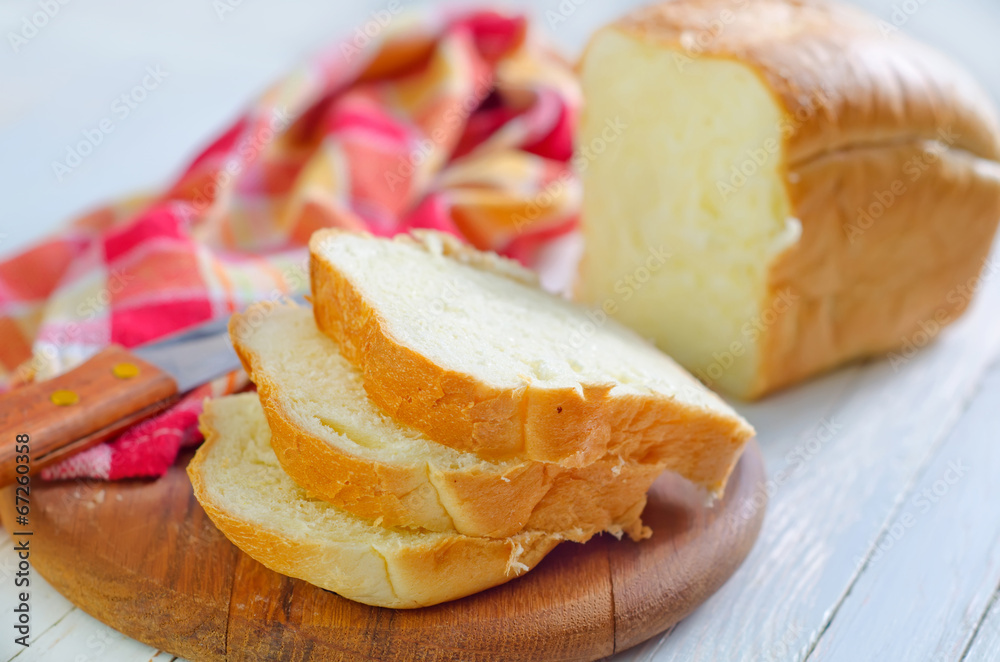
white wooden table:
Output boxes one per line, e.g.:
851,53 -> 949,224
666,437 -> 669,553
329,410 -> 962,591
2,1 -> 1000,660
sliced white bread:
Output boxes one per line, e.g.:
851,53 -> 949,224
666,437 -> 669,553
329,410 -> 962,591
309,229 -> 755,495
230,301 -> 660,541
188,393 -> 560,609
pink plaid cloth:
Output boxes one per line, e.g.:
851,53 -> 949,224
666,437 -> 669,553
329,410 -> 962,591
0,9 -> 580,481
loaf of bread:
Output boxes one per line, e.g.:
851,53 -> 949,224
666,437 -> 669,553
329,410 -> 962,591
575,0 -> 1000,399
310,229 -> 754,495
230,301 -> 660,541
188,393 -> 560,608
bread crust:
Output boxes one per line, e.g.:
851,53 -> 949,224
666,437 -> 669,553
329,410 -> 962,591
188,397 -> 561,609
310,230 -> 755,494
594,0 -> 1000,398
231,302 -> 660,541
613,0 -> 1000,165
763,141 -> 1000,395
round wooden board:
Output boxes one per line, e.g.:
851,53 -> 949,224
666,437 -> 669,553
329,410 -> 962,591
1,442 -> 765,662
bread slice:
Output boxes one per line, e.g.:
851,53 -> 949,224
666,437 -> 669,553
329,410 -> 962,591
309,229 -> 754,494
575,0 -> 1000,399
230,301 -> 661,540
188,393 -> 560,608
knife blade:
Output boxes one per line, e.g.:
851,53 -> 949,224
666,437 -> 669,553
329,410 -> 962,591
0,298 -> 302,488
131,312 -> 241,393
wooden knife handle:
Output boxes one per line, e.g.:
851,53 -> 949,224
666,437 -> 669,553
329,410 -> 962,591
0,345 -> 179,487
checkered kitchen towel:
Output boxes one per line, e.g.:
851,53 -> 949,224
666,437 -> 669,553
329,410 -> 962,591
0,9 -> 580,480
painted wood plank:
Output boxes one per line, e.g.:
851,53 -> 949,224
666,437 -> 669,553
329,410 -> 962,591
612,273 -> 1000,661
807,358 -> 1000,661
8,608 -> 163,662
964,591 -> 1000,662
0,528 -> 74,661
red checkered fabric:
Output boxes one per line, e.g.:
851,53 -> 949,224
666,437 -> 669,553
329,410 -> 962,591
0,9 -> 580,480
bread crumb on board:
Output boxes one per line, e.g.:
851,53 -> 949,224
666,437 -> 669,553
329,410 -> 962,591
505,541 -> 529,576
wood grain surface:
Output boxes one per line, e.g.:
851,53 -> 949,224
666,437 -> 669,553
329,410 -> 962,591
807,364 -> 1000,662
0,442 -> 765,662
965,595 -> 1000,662
0,345 -> 178,487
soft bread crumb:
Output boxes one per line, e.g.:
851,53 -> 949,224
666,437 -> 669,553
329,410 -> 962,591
576,28 -> 799,397
405,229 -> 539,286
309,229 -> 754,490
188,394 -> 561,608
611,454 -> 626,478
233,303 -> 661,541
505,541 -> 529,576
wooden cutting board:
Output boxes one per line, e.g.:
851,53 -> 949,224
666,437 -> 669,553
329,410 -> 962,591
0,441 -> 765,662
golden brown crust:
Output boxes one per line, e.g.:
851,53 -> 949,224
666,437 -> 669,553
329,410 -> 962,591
310,230 -> 755,494
230,302 -> 660,541
613,0 -> 1000,164
187,401 -> 560,609
759,141 -> 1000,395
603,0 -> 1000,398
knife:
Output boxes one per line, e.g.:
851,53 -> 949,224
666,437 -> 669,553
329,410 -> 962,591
0,310 -> 250,488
